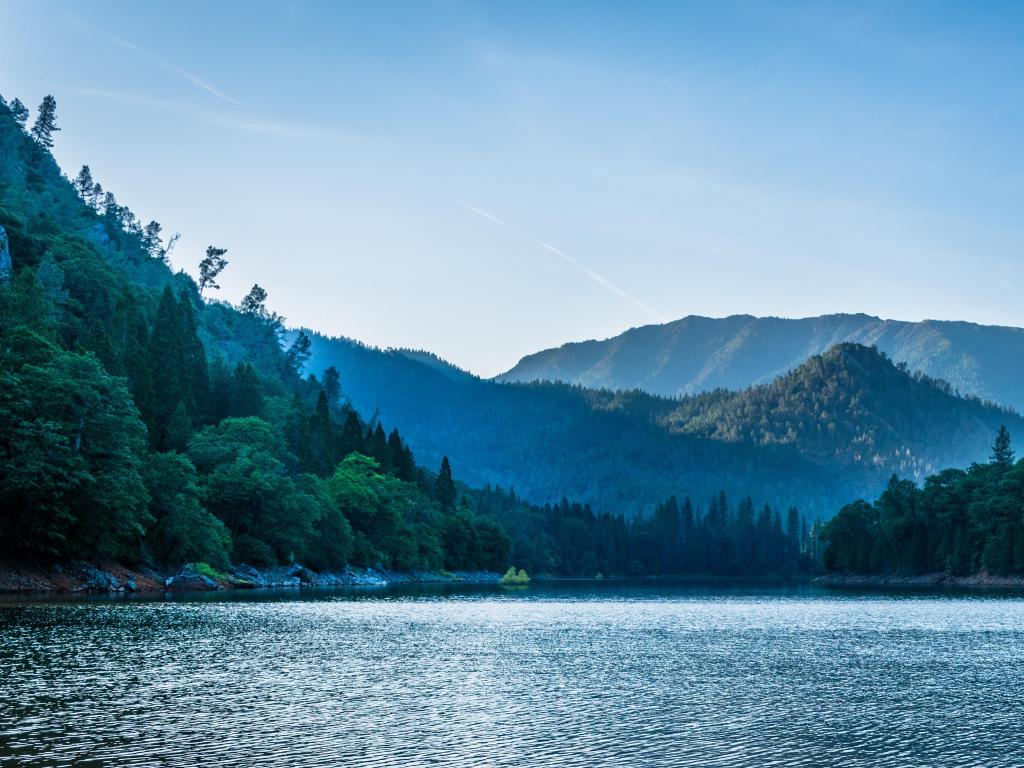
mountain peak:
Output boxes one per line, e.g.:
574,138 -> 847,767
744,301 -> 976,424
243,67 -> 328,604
497,314 -> 1024,413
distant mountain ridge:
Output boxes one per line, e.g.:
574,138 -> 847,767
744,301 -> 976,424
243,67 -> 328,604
496,313 -> 1024,413
303,331 -> 1022,518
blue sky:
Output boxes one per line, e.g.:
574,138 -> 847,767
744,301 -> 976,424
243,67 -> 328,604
2,1 -> 1022,376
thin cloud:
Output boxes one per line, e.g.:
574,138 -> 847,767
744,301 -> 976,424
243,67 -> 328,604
461,201 -> 667,322
109,35 -> 240,105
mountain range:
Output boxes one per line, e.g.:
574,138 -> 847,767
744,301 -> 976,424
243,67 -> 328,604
303,331 -> 1021,518
497,314 -> 1024,414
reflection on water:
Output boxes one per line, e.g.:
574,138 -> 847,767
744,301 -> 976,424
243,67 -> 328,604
2,582 -> 1023,767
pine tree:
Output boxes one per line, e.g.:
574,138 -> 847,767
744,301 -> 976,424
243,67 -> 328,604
323,366 -> 341,409
992,426 -> 1014,467
30,95 -> 59,148
9,98 -> 29,126
198,246 -> 228,295
177,290 -> 209,422
229,362 -> 263,417
435,456 -> 456,508
240,284 -> 268,317
142,221 -> 164,260
74,166 -> 94,200
338,410 -> 365,457
147,286 -> 185,449
90,182 -> 103,209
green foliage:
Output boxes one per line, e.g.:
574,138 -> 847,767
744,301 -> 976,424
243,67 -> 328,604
823,428 -> 1024,576
0,101 -> 506,575
500,567 -> 530,585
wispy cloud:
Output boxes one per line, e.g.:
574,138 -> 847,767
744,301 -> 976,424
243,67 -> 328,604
108,35 -> 240,105
72,88 -> 347,144
461,202 -> 667,322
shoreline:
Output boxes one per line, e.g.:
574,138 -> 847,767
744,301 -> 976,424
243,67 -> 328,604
0,560 -> 503,596
814,572 -> 1024,589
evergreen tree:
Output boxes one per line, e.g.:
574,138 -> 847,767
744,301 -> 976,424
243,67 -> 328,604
9,98 -> 28,126
146,286 -> 185,449
338,410 -> 365,458
90,182 -> 103,209
992,426 -> 1014,467
435,456 -> 456,508
323,366 -> 341,409
142,221 -> 164,260
177,290 -> 209,422
240,284 -> 268,316
229,362 -> 263,417
74,166 -> 94,199
198,246 -> 228,295
30,95 -> 59,147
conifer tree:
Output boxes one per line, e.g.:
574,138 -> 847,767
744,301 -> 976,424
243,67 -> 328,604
74,166 -> 94,200
90,182 -> 103,209
9,98 -> 28,126
177,290 -> 209,422
198,246 -> 228,295
142,221 -> 164,260
240,284 -> 268,317
229,362 -> 263,417
435,456 -> 456,508
323,366 -> 341,408
992,426 -> 1014,467
147,286 -> 186,448
30,95 -> 59,147
339,410 -> 365,457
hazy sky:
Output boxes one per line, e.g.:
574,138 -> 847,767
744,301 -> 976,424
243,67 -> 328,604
3,1 -> 1022,376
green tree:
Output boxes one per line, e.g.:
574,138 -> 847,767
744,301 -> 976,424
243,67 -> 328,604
992,426 -> 1014,467
197,246 -> 228,295
30,95 -> 59,147
435,456 -> 456,508
9,97 -> 29,126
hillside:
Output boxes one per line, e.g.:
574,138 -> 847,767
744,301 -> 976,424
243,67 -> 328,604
303,332 -> 1022,517
0,94 -> 509,575
497,313 -> 1024,413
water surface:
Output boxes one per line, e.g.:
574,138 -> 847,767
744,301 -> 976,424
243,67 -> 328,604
2,582 -> 1022,767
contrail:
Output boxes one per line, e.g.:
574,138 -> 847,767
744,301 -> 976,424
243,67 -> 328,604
110,36 -> 241,105
460,201 -> 667,322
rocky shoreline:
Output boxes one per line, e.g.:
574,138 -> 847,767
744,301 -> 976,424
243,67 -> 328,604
0,560 -> 502,596
814,571 -> 1024,589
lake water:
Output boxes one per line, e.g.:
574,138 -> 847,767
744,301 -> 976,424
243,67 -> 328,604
1,582 -> 1023,767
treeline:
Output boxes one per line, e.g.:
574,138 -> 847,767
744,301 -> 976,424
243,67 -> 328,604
470,486 -> 819,577
0,93 -> 507,574
822,428 -> 1024,576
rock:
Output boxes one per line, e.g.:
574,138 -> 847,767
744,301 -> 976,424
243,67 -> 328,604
125,579 -> 138,592
164,565 -> 223,591
0,225 -> 11,283
72,563 -> 122,593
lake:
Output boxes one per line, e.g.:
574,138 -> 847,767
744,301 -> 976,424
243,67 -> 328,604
1,582 -> 1023,767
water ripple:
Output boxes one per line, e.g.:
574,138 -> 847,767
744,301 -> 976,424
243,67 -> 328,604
1,586 -> 1023,767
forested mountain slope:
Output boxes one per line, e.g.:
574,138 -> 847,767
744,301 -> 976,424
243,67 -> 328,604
498,313 -> 1024,413
303,331 -> 1022,518
0,94 -> 509,574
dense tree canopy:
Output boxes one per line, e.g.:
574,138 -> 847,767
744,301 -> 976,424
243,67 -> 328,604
822,429 -> 1024,576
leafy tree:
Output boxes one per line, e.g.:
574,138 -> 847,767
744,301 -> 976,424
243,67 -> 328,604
143,452 -> 231,568
30,95 -> 59,147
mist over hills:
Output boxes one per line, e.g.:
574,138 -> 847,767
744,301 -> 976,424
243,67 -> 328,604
497,314 -> 1024,414
303,331 -> 1020,518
